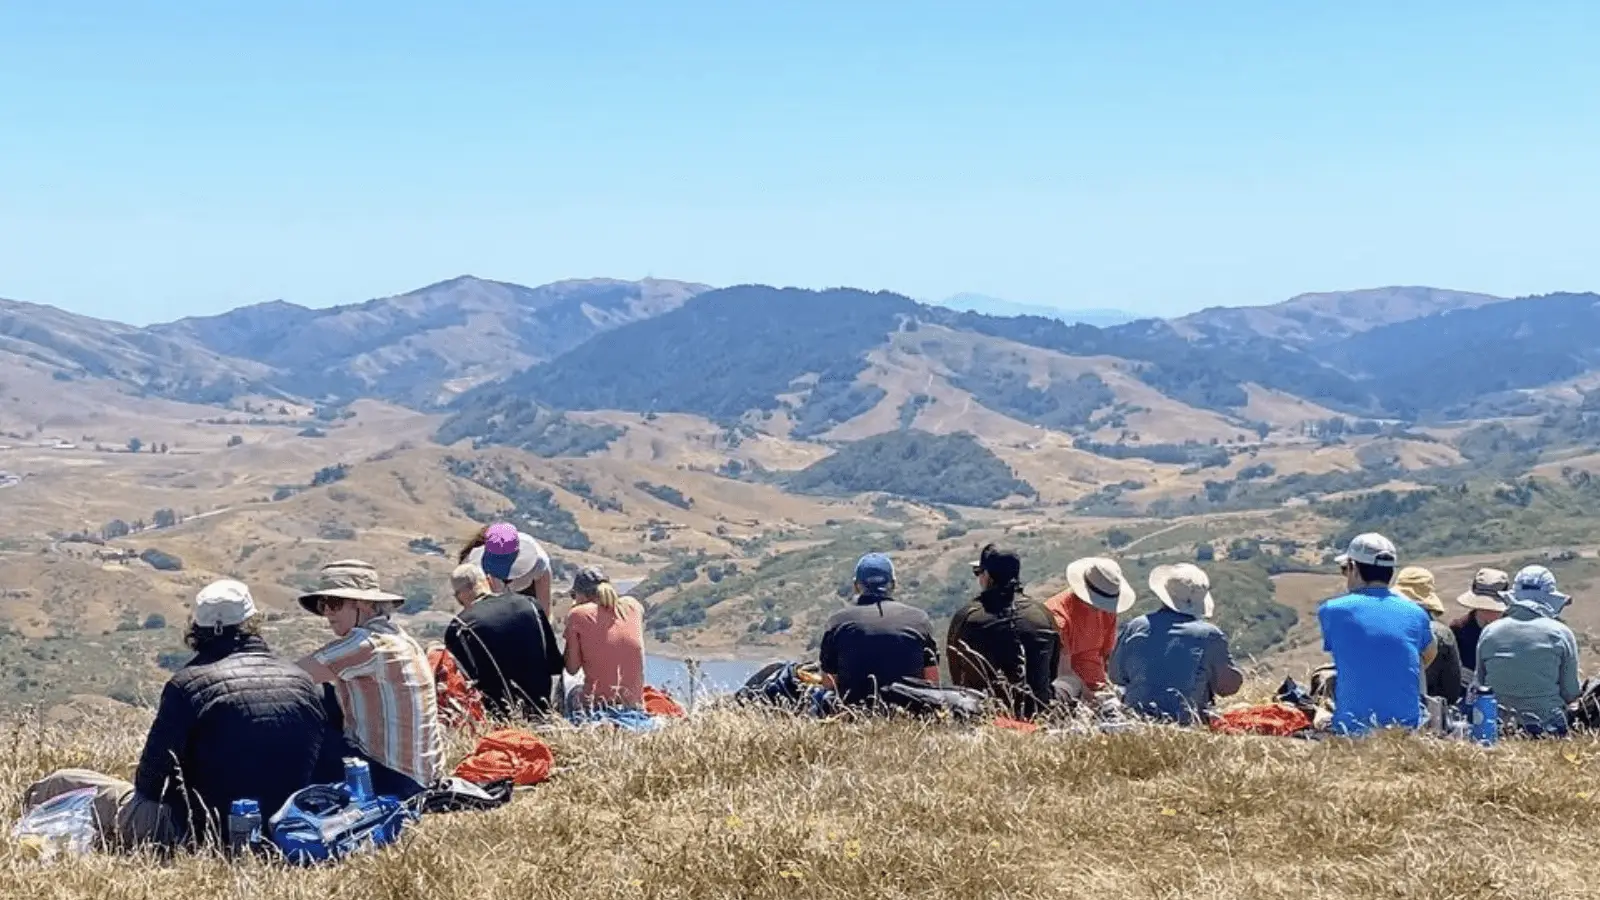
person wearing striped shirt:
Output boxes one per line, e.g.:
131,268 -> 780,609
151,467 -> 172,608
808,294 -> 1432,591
295,559 -> 445,799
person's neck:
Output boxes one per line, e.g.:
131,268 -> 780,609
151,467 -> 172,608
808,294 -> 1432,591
1354,581 -> 1392,592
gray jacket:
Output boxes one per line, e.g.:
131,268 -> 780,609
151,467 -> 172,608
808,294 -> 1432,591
1475,599 -> 1581,731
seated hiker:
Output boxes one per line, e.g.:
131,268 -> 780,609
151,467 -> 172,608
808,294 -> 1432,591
819,553 -> 939,707
465,522 -> 553,617
24,580 -> 329,851
1317,533 -> 1436,735
564,567 -> 647,710
445,548 -> 565,720
450,562 -> 493,609
1394,567 -> 1465,706
1452,568 -> 1510,683
1109,564 -> 1243,724
1476,565 -> 1580,737
296,560 -> 445,800
1044,557 -> 1136,700
945,544 -> 1059,719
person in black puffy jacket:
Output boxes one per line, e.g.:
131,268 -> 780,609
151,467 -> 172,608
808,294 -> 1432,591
22,580 -> 331,851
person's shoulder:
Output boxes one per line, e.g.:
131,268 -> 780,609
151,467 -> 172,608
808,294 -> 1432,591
886,598 -> 933,623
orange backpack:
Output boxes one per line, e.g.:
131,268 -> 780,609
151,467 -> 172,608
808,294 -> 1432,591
643,686 -> 687,718
427,645 -> 486,730
453,728 -> 555,786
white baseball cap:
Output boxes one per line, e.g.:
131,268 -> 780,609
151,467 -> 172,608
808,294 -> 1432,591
1335,533 -> 1398,568
194,579 -> 258,629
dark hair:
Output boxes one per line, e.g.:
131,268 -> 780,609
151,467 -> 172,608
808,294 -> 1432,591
458,525 -> 490,564
977,545 -> 1025,611
184,616 -> 263,650
1354,562 -> 1396,585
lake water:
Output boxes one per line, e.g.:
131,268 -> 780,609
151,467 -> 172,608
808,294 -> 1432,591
644,655 -> 768,698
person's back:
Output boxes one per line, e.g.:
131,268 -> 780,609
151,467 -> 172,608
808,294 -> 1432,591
1477,599 -> 1580,734
1043,590 -> 1119,691
138,633 -> 327,841
1319,588 -> 1433,733
822,597 -> 937,705
947,592 -> 1059,718
1111,608 -> 1235,724
566,596 -> 646,708
446,593 -> 563,718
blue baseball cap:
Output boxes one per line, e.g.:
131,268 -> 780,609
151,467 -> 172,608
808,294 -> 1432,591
854,553 -> 895,592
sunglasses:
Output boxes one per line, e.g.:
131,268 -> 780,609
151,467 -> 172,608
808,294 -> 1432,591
317,597 -> 348,614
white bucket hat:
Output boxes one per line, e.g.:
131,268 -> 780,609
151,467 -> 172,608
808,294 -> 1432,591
1066,557 -> 1137,614
1148,564 -> 1215,618
194,579 -> 258,629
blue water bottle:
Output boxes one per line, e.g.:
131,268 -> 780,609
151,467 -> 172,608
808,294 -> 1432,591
227,798 -> 262,855
344,757 -> 374,801
1470,687 -> 1499,745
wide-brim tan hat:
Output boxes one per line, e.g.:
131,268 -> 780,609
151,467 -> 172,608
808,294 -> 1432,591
1395,566 -> 1446,617
1149,563 -> 1215,618
1455,567 -> 1511,612
297,559 -> 406,613
1066,557 -> 1137,614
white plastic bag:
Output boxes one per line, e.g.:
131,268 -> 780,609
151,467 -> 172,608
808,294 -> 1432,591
12,787 -> 98,861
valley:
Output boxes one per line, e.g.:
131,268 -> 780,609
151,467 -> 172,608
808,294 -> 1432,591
3,277 -> 1599,712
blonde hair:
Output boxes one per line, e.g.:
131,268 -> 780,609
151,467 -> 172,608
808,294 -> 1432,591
450,563 -> 490,598
578,582 -> 634,617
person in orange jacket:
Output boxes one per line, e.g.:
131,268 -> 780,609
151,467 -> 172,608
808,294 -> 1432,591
1043,557 -> 1137,700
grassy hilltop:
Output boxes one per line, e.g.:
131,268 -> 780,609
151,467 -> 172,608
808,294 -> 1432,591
3,703 -> 1599,899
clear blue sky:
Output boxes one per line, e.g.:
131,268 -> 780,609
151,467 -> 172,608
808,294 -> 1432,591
3,2 -> 1598,324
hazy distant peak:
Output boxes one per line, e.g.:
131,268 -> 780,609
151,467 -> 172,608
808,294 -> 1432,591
938,292 -> 1137,327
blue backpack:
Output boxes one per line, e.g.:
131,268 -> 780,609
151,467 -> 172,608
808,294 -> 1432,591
268,783 -> 414,865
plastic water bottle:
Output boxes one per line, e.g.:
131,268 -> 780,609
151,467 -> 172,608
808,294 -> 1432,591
344,757 -> 374,801
227,798 -> 262,855
1471,687 -> 1499,745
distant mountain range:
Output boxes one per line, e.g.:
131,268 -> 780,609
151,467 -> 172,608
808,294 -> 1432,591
936,293 -> 1136,327
4,278 -> 1598,459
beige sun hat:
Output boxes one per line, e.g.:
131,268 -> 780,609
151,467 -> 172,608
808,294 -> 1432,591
1066,557 -> 1137,614
1394,566 -> 1446,617
1455,568 -> 1511,612
297,559 -> 406,613
1148,563 -> 1215,618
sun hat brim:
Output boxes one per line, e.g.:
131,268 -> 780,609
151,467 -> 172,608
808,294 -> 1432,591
1455,589 -> 1509,612
1066,558 -> 1136,614
1148,565 -> 1214,618
297,587 -> 407,614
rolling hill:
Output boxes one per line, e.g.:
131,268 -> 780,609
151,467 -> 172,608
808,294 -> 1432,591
151,276 -> 709,407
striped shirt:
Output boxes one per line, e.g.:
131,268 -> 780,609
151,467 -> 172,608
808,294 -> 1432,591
312,616 -> 445,788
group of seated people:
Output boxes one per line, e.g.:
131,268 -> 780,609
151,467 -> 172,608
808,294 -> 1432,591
23,522 -> 647,852
824,532 -> 1583,740
20,520 -> 1585,852
1314,533 -> 1581,736
819,544 -> 1245,724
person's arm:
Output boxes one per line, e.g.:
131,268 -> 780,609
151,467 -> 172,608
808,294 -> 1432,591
1435,631 -> 1464,704
1107,625 -> 1132,688
532,569 -> 552,618
297,633 -> 378,685
1559,628 -> 1582,703
1208,633 -> 1245,698
920,619 -> 940,684
944,610 -> 972,688
818,622 -> 840,691
1474,631 -> 1490,689
133,682 -> 196,802
563,616 -> 583,677
541,608 -> 565,676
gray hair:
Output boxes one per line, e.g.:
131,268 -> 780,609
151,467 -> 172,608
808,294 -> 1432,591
450,563 -> 490,597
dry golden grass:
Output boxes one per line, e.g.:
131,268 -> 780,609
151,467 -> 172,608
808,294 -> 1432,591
4,703 -> 1600,899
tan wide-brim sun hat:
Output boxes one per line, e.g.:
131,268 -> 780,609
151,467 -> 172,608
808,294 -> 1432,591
1148,563 -> 1215,618
1066,557 -> 1137,614
1455,567 -> 1511,612
297,559 -> 407,614
1394,566 -> 1447,617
